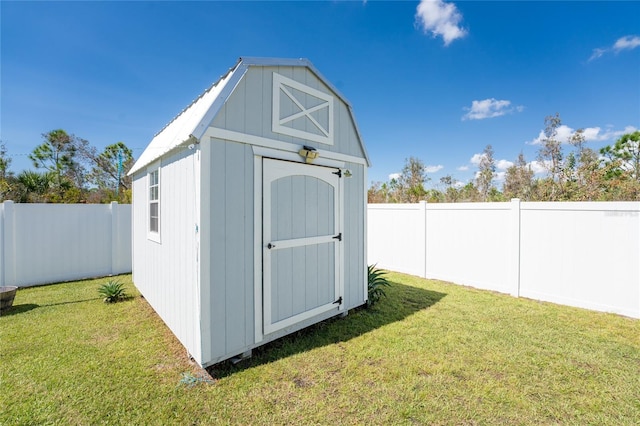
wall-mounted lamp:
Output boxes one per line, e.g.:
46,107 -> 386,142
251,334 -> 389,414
185,134 -> 200,150
298,145 -> 319,163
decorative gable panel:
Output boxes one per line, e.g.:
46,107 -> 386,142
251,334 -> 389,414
272,72 -> 334,145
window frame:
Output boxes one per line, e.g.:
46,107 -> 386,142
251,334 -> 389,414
147,162 -> 161,243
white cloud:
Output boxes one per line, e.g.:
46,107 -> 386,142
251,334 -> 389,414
425,164 -> 444,173
598,125 -> 639,141
462,98 -> 523,120
589,35 -> 640,61
528,124 -> 638,145
474,169 -> 507,182
468,155 -> 512,174
415,0 -> 467,46
613,35 -> 640,52
529,160 -> 549,175
589,48 -> 607,61
388,172 -> 401,181
469,153 -> 484,165
456,165 -> 469,171
496,159 -> 514,170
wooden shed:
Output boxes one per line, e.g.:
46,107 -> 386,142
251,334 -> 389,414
128,57 -> 370,367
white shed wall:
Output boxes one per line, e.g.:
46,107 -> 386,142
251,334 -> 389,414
343,162 -> 367,309
131,147 -> 202,363
204,138 -> 255,361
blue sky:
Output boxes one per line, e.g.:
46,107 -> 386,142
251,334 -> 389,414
2,1 -> 639,187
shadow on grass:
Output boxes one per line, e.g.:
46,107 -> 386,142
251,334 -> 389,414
0,304 -> 40,317
208,280 -> 446,379
41,297 -> 104,307
0,296 -> 112,317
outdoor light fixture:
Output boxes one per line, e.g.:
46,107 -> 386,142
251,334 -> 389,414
298,145 -> 319,163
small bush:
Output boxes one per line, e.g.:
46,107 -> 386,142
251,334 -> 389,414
367,264 -> 390,308
98,280 -> 127,303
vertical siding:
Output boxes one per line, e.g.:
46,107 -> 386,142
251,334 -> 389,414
208,138 -> 255,359
131,148 -> 202,363
344,163 -> 366,308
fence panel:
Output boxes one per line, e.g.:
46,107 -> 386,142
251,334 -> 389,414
367,200 -> 640,318
519,202 -> 640,318
0,201 -> 132,287
367,204 -> 425,277
424,202 -> 516,295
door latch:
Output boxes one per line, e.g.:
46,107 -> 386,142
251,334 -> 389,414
267,243 -> 275,249
333,296 -> 343,305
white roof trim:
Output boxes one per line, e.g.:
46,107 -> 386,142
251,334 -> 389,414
128,60 -> 243,175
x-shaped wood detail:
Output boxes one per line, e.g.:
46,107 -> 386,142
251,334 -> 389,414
278,85 -> 330,137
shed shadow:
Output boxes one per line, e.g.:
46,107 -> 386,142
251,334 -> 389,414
0,304 -> 40,317
207,280 -> 446,379
40,297 -> 103,307
0,296 -> 119,317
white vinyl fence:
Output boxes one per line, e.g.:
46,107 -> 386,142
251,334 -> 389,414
0,201 -> 131,287
368,200 -> 640,319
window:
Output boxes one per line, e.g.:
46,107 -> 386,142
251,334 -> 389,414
148,167 -> 160,240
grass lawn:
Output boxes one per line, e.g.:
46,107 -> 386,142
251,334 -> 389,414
1,272 -> 639,425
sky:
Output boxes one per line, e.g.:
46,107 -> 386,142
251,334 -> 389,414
2,0 -> 639,188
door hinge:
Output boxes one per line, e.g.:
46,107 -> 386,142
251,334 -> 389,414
333,296 -> 343,305
332,233 -> 342,241
332,169 -> 342,178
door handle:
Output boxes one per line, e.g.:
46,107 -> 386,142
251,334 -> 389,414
267,243 -> 275,249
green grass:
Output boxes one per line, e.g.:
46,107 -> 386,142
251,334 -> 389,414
1,272 -> 639,425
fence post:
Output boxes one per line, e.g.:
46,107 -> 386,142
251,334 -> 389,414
420,200 -> 428,278
509,198 -> 521,297
110,201 -> 118,276
2,201 -> 15,287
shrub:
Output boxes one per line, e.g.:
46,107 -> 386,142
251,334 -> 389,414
367,264 -> 390,308
98,280 -> 127,303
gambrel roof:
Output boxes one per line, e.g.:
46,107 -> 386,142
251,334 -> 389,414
129,57 -> 369,175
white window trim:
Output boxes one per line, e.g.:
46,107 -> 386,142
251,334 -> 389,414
147,161 -> 161,243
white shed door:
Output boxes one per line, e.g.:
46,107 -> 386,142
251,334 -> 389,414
263,158 -> 343,335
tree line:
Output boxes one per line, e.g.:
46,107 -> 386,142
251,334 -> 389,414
0,129 -> 134,203
368,114 -> 640,203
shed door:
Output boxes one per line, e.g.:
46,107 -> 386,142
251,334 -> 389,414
263,158 -> 343,335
